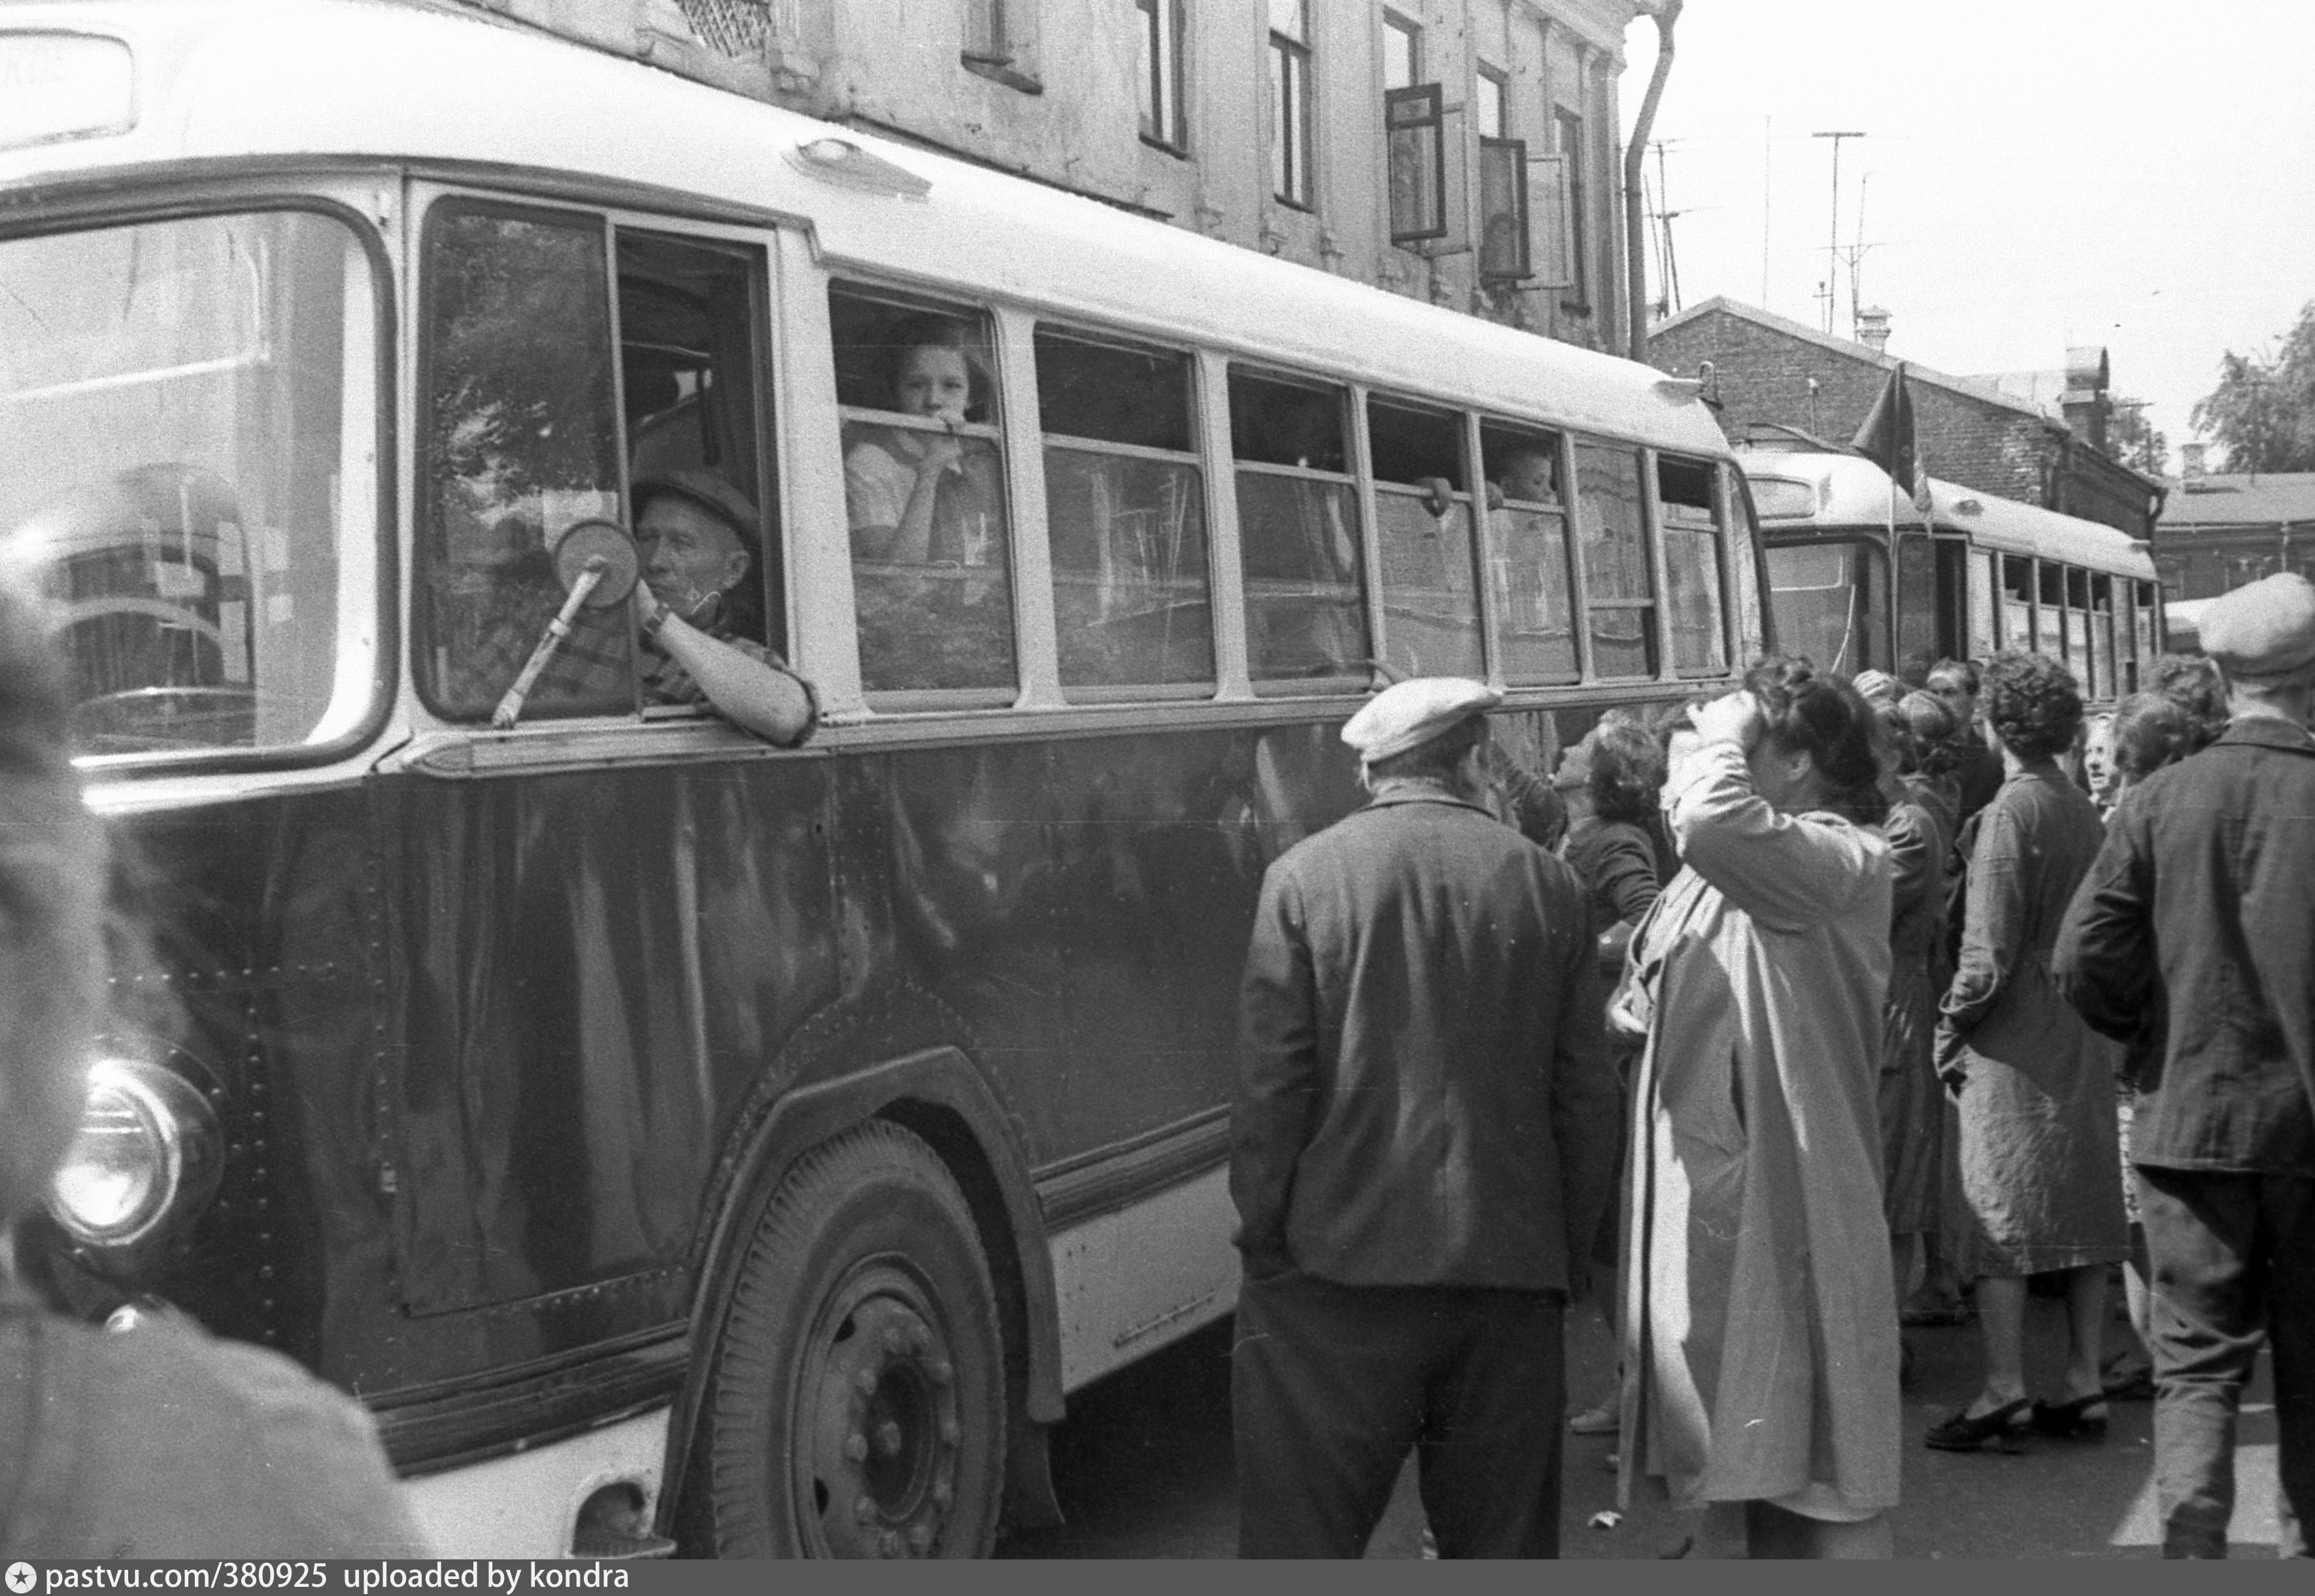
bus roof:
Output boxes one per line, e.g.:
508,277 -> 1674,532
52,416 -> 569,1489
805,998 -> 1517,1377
0,0 -> 1731,458
1738,449 -> 2156,581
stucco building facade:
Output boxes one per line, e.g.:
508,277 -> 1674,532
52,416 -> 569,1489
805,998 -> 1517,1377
449,0 -> 1667,354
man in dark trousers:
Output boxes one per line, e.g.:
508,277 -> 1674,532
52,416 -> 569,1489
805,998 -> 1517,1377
1230,677 -> 1617,1558
2055,572 -> 2315,1559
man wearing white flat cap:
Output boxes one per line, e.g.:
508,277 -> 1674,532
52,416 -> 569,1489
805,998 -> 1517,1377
2057,571 -> 2315,1557
1230,677 -> 1617,1557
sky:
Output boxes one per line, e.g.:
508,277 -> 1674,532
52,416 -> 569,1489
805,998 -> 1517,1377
1618,0 -> 2315,470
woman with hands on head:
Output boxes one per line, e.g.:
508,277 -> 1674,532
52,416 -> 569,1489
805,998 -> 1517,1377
1614,658 -> 1900,1558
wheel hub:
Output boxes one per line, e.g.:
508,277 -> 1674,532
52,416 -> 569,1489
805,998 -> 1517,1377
800,1272 -> 962,1557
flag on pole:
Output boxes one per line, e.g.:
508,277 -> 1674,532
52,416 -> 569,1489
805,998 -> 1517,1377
1851,362 -> 1918,496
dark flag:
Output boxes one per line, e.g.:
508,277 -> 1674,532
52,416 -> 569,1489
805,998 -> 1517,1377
1851,362 -> 1918,494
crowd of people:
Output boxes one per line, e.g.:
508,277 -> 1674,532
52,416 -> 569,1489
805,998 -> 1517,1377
1230,572 -> 2315,1559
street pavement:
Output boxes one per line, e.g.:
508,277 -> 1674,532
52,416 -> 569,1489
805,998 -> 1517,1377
997,1290 -> 2288,1558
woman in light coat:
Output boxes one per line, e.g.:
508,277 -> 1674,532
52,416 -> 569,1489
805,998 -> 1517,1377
1615,657 -> 1900,1557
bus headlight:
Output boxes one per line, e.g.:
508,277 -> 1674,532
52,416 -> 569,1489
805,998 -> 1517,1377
46,1056 -> 220,1249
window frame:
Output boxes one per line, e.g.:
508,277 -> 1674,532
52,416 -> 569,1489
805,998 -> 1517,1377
963,0 -> 1043,93
1476,418 -> 1583,686
1269,3 -> 1316,211
1032,320 -> 1217,702
1226,361 -> 1368,694
1555,107 -> 1590,313
1654,450 -> 1734,679
6,191 -> 399,775
1136,0 -> 1188,153
1364,390 -> 1486,683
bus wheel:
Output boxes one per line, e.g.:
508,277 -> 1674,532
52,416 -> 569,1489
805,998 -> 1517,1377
701,1120 -> 1006,1557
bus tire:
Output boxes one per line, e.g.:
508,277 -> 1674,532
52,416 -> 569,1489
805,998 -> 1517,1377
700,1119 -> 1007,1558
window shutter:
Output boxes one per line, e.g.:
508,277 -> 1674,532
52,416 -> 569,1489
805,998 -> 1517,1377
1525,150 -> 1573,290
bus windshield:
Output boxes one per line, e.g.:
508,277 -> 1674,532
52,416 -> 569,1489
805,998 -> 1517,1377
0,211 -> 378,757
1765,537 -> 1884,676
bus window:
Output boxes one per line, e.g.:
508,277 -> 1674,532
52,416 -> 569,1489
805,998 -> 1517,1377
1969,549 -> 1999,656
1034,327 -> 1213,692
1368,398 -> 1482,679
1657,456 -> 1727,675
1480,424 -> 1577,683
1765,540 -> 1883,675
2004,556 -> 2034,656
2063,566 -> 2091,686
2090,574 -> 2116,700
1574,442 -> 1657,677
832,284 -> 1016,696
415,203 -> 632,722
1893,528 -> 1936,685
0,212 -> 376,756
1725,466 -> 1768,662
1228,369 -> 1366,684
617,231 -> 781,658
2135,580 -> 2157,668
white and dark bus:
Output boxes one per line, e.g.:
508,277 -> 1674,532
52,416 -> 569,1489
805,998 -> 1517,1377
2,0 -> 1770,1558
1744,446 -> 2163,704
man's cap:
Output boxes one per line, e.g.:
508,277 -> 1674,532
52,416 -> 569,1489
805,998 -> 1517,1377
1342,677 -> 1502,764
2200,573 -> 2315,678
633,470 -> 761,555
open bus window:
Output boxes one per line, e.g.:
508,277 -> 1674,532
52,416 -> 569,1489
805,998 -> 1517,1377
1658,456 -> 1728,676
2090,573 -> 2116,699
1765,539 -> 1883,676
1573,441 -> 1656,678
1479,424 -> 1575,682
1228,369 -> 1366,685
617,231 -> 780,663
0,212 -> 377,757
1034,327 -> 1213,692
2035,561 -> 2065,664
416,202 -> 632,722
2003,556 -> 2033,651
1893,527 -> 1936,686
1368,398 -> 1481,680
832,284 -> 1016,696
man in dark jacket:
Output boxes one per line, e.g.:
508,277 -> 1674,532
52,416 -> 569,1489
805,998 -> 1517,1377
2055,572 -> 2315,1559
1230,677 -> 1617,1558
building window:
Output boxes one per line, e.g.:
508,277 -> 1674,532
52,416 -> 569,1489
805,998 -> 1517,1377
1557,107 -> 1589,309
963,0 -> 1040,92
1476,63 -> 1507,137
1269,0 -> 1314,209
1136,0 -> 1187,150
1382,10 -> 1421,91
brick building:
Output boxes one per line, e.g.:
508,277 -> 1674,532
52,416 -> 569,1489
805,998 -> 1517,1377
1648,296 -> 2166,540
441,0 -> 1675,355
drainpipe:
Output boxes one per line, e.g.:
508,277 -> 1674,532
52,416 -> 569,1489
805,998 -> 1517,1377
1625,0 -> 1682,362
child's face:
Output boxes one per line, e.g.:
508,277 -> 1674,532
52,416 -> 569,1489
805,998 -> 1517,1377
897,345 -> 972,421
1498,452 -> 1555,504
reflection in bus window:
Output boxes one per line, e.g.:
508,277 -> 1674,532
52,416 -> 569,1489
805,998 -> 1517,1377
2035,561 -> 2065,664
1481,425 -> 1576,682
1574,441 -> 1655,677
2003,556 -> 2033,653
1658,456 -> 1728,675
1766,541 -> 1884,675
2133,581 -> 2156,677
1228,370 -> 1365,683
1969,549 -> 1998,656
0,212 -> 373,756
1369,398 -> 1481,679
832,286 -> 1015,695
2090,574 -> 2116,698
1893,527 -> 1936,685
1034,329 -> 1213,691
417,203 -> 631,722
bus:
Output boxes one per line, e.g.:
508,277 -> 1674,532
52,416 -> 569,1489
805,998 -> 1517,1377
1742,446 -> 2163,705
1,0 -> 1770,1559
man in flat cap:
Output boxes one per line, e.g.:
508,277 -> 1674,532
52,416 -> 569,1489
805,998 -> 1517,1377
2057,572 -> 2315,1557
1229,677 -> 1617,1557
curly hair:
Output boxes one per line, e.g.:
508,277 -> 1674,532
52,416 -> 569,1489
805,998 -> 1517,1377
2112,692 -> 2203,781
2146,653 -> 2229,751
1743,654 -> 1889,825
1895,690 -> 1960,778
1979,650 -> 2083,763
1587,719 -> 1668,825
0,577 -> 108,1226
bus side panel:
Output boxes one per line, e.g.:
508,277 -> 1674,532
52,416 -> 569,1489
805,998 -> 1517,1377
37,787 -> 390,1381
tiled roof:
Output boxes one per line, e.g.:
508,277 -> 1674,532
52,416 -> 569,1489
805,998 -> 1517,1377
2157,473 -> 2315,528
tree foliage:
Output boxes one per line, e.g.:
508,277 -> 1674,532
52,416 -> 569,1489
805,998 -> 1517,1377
2191,301 -> 2315,473
2106,394 -> 2168,477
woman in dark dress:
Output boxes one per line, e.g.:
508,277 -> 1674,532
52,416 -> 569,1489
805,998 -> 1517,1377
1930,653 -> 2128,1450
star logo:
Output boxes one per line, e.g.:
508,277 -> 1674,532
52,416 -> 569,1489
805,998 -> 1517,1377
6,1562 -> 37,1594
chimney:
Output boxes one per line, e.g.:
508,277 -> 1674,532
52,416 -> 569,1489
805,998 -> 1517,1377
2182,441 -> 2208,487
1855,305 -> 1892,355
2061,345 -> 2111,453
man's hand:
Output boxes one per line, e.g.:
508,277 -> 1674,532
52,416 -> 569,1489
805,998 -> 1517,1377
1688,689 -> 1765,753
